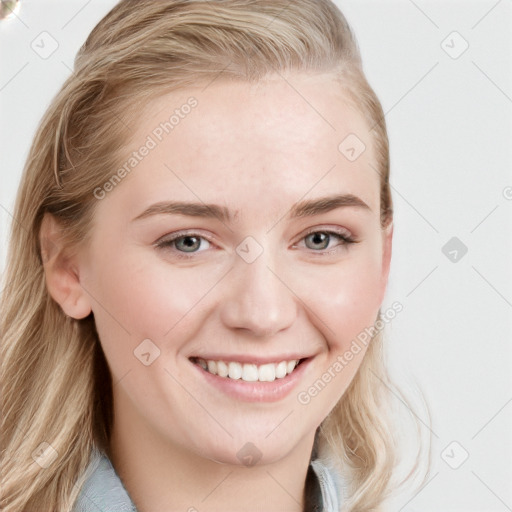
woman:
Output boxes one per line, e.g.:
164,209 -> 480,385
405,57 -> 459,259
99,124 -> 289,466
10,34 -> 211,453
0,1 -> 428,510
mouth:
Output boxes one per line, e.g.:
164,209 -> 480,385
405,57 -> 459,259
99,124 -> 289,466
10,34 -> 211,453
189,356 -> 308,383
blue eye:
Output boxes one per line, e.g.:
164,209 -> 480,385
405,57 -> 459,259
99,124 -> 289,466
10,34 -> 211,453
156,233 -> 211,258
302,230 -> 356,251
155,228 -> 357,260
172,235 -> 205,253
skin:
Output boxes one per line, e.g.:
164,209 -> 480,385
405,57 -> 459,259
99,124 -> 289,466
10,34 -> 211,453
41,71 -> 392,512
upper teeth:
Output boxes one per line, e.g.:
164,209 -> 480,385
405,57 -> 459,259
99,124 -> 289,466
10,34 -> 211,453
194,358 -> 300,382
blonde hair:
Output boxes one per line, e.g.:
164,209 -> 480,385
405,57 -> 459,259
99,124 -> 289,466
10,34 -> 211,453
0,1 -> 431,510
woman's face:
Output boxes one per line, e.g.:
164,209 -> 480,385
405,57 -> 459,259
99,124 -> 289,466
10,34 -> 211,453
75,72 -> 392,466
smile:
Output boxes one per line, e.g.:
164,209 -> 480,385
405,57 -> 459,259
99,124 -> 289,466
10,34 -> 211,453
189,357 -> 305,382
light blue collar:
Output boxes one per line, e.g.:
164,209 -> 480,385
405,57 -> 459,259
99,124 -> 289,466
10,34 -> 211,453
72,448 -> 344,512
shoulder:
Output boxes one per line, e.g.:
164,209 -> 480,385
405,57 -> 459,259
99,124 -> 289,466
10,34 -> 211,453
71,449 -> 138,512
311,457 -> 348,512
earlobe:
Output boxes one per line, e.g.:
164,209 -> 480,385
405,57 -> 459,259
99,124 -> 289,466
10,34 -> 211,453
39,213 -> 92,320
380,221 -> 394,293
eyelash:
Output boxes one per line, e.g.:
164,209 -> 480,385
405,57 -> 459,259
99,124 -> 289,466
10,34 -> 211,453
155,228 -> 358,260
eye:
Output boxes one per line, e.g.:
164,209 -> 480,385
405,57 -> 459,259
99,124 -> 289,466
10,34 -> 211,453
297,228 -> 358,255
155,232 -> 212,259
155,227 -> 358,260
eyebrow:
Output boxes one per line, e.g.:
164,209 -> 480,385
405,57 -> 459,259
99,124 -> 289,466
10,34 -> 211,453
131,193 -> 371,223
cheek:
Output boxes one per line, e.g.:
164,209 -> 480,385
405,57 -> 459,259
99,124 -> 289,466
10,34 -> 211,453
298,251 -> 383,351
88,245 -> 212,343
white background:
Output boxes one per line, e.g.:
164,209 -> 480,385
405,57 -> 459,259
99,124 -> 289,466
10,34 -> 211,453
1,1 -> 511,511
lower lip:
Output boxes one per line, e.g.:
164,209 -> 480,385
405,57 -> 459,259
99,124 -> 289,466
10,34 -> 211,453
190,358 -> 313,403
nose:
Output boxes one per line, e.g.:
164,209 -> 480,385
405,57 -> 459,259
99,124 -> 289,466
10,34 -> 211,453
219,247 -> 297,337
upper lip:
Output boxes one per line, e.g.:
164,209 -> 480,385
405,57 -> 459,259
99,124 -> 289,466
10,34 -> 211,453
189,354 -> 313,365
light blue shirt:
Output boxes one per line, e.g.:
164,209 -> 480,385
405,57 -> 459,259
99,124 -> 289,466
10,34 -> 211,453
72,448 -> 345,512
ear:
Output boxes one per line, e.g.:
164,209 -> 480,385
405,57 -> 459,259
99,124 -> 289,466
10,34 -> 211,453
379,220 -> 393,299
39,213 -> 92,319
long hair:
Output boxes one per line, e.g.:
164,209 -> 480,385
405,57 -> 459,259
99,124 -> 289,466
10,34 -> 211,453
0,1 -> 430,510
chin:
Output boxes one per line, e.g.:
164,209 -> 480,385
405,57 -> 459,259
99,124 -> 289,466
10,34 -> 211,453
192,435 -> 298,468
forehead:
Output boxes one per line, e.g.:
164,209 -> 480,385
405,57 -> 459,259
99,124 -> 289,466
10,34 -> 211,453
109,72 -> 380,221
